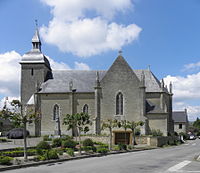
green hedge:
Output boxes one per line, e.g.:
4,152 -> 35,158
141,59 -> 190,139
1,149 -> 37,157
62,139 -> 77,149
0,156 -> 13,165
82,138 -> 94,147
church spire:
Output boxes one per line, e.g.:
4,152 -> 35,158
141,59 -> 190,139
32,20 -> 41,52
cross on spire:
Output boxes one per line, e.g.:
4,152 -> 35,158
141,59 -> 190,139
35,19 -> 38,28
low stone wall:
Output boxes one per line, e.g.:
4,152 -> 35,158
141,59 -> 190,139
147,136 -> 178,147
10,137 -> 43,147
135,136 -> 147,144
80,136 -> 110,145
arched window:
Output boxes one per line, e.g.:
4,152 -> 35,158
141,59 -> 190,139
116,92 -> 123,115
83,104 -> 89,114
53,104 -> 59,120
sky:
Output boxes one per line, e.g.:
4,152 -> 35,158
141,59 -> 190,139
0,0 -> 200,121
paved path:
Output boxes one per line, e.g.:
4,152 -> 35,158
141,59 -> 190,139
4,139 -> 200,173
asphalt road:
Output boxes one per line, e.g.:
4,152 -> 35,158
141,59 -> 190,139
5,139 -> 200,173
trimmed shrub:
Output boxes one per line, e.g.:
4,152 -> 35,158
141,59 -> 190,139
82,138 -> 94,147
118,144 -> 127,150
96,147 -> 109,154
62,139 -> 76,149
2,149 -> 37,157
52,138 -> 62,147
66,148 -> 74,157
45,150 -> 59,160
36,141 -> 51,150
99,144 -> 109,149
93,141 -> 106,145
0,156 -> 13,165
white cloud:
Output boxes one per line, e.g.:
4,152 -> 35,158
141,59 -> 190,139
164,73 -> 200,121
0,51 -> 21,97
0,51 -> 91,99
46,56 -> 71,70
183,61 -> 200,71
40,0 -> 141,57
74,62 -> 90,70
164,73 -> 200,101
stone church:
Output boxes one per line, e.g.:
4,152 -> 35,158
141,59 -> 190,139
20,28 -> 174,140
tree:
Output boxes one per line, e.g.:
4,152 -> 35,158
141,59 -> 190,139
63,113 -> 92,154
193,118 -> 200,131
126,121 -> 144,146
0,99 -> 37,161
102,119 -> 120,150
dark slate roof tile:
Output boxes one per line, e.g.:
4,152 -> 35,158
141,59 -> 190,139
172,111 -> 188,123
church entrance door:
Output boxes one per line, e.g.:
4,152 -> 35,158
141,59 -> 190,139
114,132 -> 131,145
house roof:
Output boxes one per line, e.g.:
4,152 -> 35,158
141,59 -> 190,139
39,68 -> 166,94
172,111 -> 188,123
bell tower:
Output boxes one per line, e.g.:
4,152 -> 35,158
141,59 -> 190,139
20,22 -> 52,105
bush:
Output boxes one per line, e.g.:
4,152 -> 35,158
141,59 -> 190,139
56,148 -> 64,155
45,150 -> 59,160
66,148 -> 74,157
0,156 -> 13,165
113,145 -> 120,151
62,139 -> 76,149
36,149 -> 46,156
93,141 -> 106,145
96,147 -> 109,154
127,145 -> 134,150
82,138 -> 94,147
118,144 -> 127,150
52,138 -> 62,147
151,129 -> 163,137
37,155 -> 46,161
2,149 -> 37,157
61,135 -> 72,140
36,141 -> 51,150
43,135 -> 52,141
99,144 -> 109,149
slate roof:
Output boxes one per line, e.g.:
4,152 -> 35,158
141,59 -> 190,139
20,50 -> 51,68
39,69 -> 166,94
172,111 -> 188,123
40,70 -> 106,93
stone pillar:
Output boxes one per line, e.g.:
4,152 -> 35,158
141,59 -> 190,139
160,79 -> 165,111
94,71 -> 101,135
69,80 -> 77,136
139,71 -> 146,135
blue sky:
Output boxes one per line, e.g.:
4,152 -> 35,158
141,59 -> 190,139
0,0 -> 200,121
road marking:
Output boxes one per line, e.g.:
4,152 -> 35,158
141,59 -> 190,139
192,143 -> 196,146
168,160 -> 191,172
184,144 -> 189,145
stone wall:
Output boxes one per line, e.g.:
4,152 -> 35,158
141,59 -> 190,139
147,136 -> 178,147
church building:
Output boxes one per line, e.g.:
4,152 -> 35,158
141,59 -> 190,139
20,28 -> 174,140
